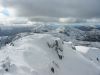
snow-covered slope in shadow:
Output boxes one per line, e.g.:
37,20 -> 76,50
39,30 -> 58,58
0,33 -> 99,75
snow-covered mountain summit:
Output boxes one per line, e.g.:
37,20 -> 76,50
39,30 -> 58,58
0,33 -> 99,75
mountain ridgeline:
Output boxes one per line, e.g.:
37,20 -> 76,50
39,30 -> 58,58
0,24 -> 100,42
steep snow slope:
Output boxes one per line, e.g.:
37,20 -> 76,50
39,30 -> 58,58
76,46 -> 100,67
0,33 -> 100,75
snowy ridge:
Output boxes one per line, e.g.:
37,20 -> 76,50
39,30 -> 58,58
0,33 -> 99,75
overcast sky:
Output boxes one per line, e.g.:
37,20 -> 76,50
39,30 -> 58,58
0,0 -> 100,23
11,0 -> 100,18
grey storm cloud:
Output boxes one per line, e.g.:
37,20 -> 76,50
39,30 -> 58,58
2,0 -> 100,18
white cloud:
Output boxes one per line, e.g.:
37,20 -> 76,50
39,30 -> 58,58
59,18 -> 79,23
0,17 -> 30,24
86,18 -> 100,23
0,17 -> 100,24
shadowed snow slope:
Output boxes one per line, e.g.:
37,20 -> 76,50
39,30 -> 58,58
0,33 -> 100,75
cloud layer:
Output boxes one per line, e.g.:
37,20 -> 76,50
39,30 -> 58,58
1,0 -> 98,18
0,0 -> 100,22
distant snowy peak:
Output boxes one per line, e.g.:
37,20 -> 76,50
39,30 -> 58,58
55,25 -> 85,40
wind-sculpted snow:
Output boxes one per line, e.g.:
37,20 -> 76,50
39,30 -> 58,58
0,33 -> 99,75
